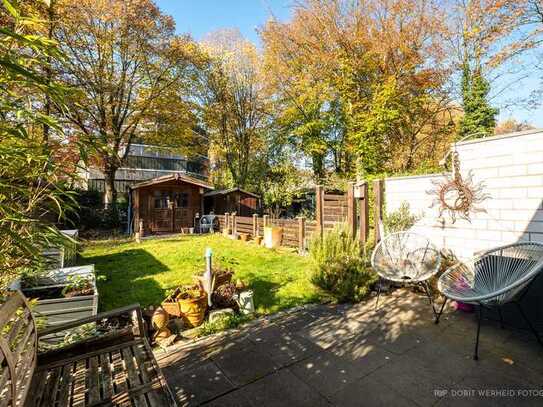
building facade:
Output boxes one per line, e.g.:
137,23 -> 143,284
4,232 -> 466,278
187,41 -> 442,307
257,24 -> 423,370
80,143 -> 209,196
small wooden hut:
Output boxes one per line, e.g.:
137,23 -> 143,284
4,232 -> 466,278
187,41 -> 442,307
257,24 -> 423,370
130,174 -> 213,235
204,188 -> 261,217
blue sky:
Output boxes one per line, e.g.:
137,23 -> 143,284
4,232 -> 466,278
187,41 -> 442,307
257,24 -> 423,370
156,0 -> 543,128
155,0 -> 291,45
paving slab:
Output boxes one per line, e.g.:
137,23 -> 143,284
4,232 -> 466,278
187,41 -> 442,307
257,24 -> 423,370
329,374 -> 419,407
162,360 -> 234,406
289,340 -> 394,398
159,289 -> 543,406
234,369 -> 330,407
212,342 -> 278,386
250,326 -> 323,367
369,353 -> 458,406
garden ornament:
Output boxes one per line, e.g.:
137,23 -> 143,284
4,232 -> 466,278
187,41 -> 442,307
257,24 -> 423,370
429,132 -> 489,223
235,290 -> 255,315
151,307 -> 171,341
203,247 -> 214,307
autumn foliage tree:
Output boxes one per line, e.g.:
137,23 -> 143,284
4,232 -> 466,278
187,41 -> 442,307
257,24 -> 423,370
262,0 -> 456,178
199,29 -> 270,189
53,0 -> 202,212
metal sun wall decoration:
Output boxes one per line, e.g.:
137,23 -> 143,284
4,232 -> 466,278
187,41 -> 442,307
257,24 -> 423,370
428,151 -> 489,223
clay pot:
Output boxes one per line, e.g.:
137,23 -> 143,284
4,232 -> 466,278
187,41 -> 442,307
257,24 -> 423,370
178,293 -> 207,328
152,307 -> 171,340
239,233 -> 250,242
162,288 -> 183,317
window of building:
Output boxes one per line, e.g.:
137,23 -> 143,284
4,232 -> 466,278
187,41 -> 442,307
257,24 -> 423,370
154,191 -> 169,209
175,192 -> 189,208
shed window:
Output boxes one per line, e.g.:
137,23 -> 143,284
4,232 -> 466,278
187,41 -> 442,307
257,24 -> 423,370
176,192 -> 189,208
154,191 -> 169,209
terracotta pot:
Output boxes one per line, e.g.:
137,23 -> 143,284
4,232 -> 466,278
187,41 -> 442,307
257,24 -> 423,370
179,293 -> 207,328
239,233 -> 250,242
254,236 -> 263,245
162,288 -> 183,317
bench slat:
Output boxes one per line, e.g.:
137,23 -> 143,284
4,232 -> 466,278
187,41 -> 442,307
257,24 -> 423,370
112,348 -> 129,397
132,343 -> 169,407
57,362 -> 73,407
99,352 -> 114,400
71,359 -> 87,407
40,366 -> 61,407
88,356 -> 101,405
121,346 -> 147,407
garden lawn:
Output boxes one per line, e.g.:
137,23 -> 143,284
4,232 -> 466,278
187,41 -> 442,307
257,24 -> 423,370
81,234 -> 321,314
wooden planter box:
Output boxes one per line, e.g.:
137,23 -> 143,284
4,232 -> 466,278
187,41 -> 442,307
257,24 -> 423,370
10,265 -> 98,342
42,229 -> 79,268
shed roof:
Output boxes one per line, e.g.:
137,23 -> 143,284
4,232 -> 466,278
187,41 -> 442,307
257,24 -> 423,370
130,173 -> 213,190
204,187 -> 260,199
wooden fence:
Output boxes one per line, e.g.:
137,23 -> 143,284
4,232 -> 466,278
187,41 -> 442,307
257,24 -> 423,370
214,180 -> 374,252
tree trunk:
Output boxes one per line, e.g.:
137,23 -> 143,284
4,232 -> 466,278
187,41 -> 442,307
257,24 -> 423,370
312,152 -> 326,181
103,165 -> 118,210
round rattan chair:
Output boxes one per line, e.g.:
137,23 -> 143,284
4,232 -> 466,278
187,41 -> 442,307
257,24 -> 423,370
371,231 -> 441,316
436,242 -> 543,360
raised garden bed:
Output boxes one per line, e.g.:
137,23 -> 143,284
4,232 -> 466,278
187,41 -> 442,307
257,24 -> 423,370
10,265 -> 98,340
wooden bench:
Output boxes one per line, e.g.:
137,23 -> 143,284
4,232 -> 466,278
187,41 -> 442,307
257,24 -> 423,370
0,291 -> 177,406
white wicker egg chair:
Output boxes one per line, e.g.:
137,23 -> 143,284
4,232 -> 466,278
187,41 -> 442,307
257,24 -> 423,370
371,229 -> 441,317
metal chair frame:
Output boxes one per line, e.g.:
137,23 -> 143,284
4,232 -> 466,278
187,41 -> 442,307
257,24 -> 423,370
436,242 -> 543,360
372,231 -> 442,318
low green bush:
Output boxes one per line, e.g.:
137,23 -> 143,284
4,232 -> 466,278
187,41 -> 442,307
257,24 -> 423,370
384,202 -> 420,233
309,224 -> 377,302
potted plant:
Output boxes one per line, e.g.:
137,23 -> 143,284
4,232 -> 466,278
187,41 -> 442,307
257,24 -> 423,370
162,285 -> 207,328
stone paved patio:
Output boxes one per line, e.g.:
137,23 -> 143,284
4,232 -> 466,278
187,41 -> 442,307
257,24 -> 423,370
157,289 -> 543,406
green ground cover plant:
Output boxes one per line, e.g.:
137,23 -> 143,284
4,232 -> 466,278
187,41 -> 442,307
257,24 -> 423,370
81,234 -> 321,314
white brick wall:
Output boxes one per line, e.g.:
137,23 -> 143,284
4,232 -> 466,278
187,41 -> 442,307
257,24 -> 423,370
384,129 -> 543,259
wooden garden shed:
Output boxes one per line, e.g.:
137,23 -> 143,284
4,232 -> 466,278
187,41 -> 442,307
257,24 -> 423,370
130,173 -> 213,235
204,187 -> 261,217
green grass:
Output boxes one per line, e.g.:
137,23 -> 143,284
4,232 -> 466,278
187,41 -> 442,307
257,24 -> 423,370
81,234 -> 322,314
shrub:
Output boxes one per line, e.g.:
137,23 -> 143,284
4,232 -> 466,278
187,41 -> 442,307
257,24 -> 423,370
384,202 -> 420,233
309,224 -> 377,302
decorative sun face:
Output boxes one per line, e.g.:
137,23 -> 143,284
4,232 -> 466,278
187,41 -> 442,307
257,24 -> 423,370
428,170 -> 489,223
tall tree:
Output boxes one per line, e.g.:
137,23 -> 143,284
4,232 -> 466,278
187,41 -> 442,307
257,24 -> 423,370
262,0 -> 454,176
54,0 -> 201,210
458,63 -> 498,138
200,29 -> 269,189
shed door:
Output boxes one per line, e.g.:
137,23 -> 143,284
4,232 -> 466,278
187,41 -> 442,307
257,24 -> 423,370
152,190 -> 173,232
174,190 -> 192,230
240,196 -> 256,216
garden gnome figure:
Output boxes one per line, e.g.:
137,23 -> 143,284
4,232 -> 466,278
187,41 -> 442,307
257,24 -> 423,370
203,248 -> 213,307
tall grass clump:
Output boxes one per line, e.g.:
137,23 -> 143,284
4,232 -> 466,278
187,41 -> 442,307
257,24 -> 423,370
309,224 -> 376,302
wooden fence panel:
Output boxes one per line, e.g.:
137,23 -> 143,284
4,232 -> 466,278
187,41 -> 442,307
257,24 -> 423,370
216,215 -> 226,231
235,216 -> 254,235
211,181 -> 360,251
270,218 -> 299,247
